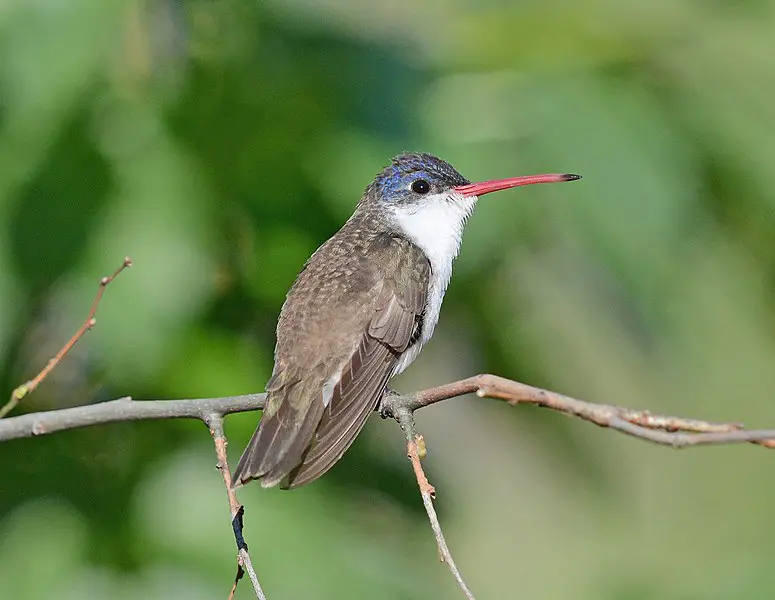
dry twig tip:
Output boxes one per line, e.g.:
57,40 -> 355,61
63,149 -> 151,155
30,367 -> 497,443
0,257 -> 133,419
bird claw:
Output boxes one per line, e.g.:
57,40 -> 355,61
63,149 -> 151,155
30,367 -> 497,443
378,388 -> 400,419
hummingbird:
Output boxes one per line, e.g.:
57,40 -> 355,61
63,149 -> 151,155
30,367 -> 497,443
233,153 -> 580,489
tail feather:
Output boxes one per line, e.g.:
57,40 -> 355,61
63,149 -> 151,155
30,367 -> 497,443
256,397 -> 325,487
231,425 -> 265,488
281,338 -> 393,489
231,378 -> 325,488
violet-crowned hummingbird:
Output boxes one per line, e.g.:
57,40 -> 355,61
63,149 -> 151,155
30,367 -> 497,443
233,153 -> 580,489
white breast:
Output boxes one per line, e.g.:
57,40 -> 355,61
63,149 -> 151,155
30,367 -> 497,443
389,191 -> 477,374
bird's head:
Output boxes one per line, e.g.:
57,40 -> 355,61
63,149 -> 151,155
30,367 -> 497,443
364,152 -> 578,208
359,153 -> 580,253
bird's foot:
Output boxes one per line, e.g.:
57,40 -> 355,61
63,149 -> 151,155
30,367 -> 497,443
378,388 -> 401,420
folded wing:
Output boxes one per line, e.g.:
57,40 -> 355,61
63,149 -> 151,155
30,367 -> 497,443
232,233 -> 429,489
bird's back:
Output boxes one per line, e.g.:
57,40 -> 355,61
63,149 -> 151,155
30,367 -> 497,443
275,220 -> 384,374
233,215 -> 430,488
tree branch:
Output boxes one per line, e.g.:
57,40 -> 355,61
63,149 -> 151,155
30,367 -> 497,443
1,257 -> 133,419
205,413 -> 267,600
4,377 -> 775,448
0,394 -> 265,442
4,376 -> 775,600
395,406 -> 475,600
380,374 -> 775,449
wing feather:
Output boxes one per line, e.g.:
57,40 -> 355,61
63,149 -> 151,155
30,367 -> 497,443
233,232 -> 430,489
282,335 -> 394,489
233,372 -> 324,488
283,236 -> 429,488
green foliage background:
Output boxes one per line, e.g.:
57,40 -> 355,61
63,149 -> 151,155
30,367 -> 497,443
2,1 -> 775,598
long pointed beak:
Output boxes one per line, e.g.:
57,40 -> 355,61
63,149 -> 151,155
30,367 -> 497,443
454,173 -> 581,198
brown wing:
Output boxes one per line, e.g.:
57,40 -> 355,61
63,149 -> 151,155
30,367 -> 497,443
232,231 -> 429,489
280,335 -> 393,488
232,364 -> 327,487
282,234 -> 429,489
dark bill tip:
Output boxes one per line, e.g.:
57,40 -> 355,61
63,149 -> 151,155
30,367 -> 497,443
563,174 -> 582,182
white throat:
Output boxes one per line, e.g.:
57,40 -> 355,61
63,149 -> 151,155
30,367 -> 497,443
389,191 -> 477,373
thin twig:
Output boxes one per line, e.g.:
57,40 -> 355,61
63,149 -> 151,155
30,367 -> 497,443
383,374 -> 775,449
206,412 -> 267,600
227,569 -> 243,600
1,257 -> 133,419
395,408 -> 475,600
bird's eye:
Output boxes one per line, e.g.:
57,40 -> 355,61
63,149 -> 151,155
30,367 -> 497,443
411,179 -> 430,194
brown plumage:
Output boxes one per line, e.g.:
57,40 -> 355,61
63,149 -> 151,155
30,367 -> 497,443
232,152 -> 580,489
232,215 -> 430,489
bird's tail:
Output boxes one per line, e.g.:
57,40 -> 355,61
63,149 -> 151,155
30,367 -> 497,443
231,383 -> 325,489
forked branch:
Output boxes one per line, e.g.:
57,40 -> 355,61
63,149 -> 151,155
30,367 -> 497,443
381,375 -> 775,449
4,379 -> 775,448
395,407 -> 475,600
4,381 -> 774,600
206,413 -> 267,600
6,259 -> 775,600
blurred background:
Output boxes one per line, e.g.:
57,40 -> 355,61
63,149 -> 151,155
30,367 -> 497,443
2,0 -> 775,598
